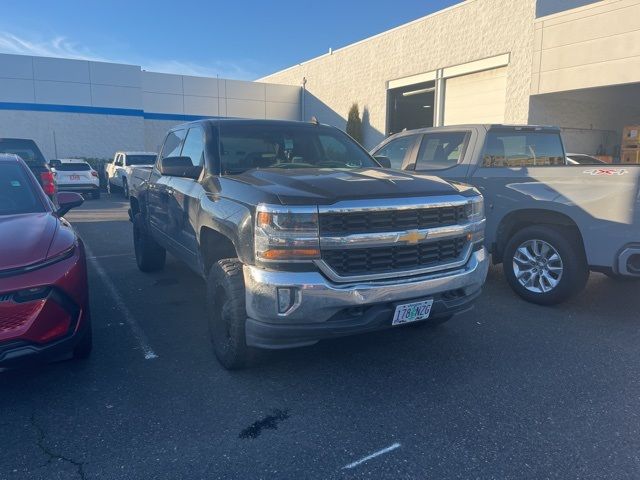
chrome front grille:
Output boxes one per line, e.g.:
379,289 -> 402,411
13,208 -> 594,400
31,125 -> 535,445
316,196 -> 478,282
322,237 -> 467,276
318,205 -> 467,235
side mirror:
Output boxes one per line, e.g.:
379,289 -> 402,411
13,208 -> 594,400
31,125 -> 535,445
160,156 -> 202,179
374,155 -> 392,168
56,192 -> 84,217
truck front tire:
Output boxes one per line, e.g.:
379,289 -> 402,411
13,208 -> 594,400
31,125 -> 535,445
503,225 -> 589,305
133,213 -> 166,272
206,259 -> 258,370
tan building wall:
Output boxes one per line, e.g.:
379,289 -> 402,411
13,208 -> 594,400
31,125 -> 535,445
260,0 -> 538,148
531,0 -> 640,95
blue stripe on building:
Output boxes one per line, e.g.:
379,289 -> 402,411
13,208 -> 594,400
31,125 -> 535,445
0,102 -> 217,122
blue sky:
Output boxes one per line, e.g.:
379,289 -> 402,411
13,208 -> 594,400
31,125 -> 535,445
0,0 -> 460,79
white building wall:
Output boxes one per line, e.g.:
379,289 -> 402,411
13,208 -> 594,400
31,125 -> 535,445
0,53 -> 301,160
259,0 -> 538,148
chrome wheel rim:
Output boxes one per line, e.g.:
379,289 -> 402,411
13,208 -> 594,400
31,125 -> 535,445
512,239 -> 563,293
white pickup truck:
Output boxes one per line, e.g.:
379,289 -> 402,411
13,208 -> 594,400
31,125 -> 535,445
106,151 -> 157,198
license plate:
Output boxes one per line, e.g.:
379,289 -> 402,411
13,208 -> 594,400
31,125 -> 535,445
392,299 -> 434,326
69,175 -> 80,180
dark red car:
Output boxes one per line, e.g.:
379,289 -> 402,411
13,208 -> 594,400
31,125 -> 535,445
0,154 -> 91,366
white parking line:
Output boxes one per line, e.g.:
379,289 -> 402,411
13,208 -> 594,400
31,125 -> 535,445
342,442 -> 401,470
85,246 -> 158,360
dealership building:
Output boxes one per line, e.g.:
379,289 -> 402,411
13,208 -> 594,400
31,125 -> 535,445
0,0 -> 639,159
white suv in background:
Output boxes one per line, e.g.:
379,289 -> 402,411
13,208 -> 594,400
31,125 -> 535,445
51,158 -> 100,199
106,151 -> 157,198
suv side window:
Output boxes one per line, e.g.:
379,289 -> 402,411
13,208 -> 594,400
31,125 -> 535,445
160,129 -> 187,163
375,135 -> 418,169
180,127 -> 205,167
482,131 -> 566,167
415,132 -> 468,170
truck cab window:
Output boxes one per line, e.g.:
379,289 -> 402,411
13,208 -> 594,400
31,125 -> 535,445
483,131 -> 566,167
160,130 -> 186,161
415,132 -> 467,170
180,128 -> 205,167
375,135 -> 417,169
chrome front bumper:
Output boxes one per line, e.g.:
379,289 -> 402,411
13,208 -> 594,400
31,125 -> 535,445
244,247 -> 489,348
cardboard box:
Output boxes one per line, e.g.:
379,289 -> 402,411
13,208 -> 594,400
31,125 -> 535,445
622,126 -> 640,147
621,148 -> 640,164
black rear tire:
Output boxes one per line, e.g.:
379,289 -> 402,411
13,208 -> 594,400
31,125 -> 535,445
206,258 -> 259,370
502,225 -> 589,305
122,179 -> 129,199
133,213 -> 166,272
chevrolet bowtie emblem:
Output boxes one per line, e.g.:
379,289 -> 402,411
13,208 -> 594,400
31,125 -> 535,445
398,230 -> 426,245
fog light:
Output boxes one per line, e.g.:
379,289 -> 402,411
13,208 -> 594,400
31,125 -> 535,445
14,286 -> 51,302
277,287 -> 299,315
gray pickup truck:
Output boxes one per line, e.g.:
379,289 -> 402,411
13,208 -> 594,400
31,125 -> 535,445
372,125 -> 640,305
129,119 -> 488,369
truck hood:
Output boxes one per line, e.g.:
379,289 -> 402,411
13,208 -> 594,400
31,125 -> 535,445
230,168 -> 463,205
0,213 -> 58,270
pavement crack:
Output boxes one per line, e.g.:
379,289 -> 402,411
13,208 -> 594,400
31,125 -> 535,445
30,414 -> 87,480
239,409 -> 290,439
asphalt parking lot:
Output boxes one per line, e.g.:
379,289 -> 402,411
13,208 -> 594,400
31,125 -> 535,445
2,195 -> 640,479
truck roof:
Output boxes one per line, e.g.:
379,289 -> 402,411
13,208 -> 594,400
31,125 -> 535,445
390,124 -> 561,136
116,151 -> 157,156
167,118 -> 331,132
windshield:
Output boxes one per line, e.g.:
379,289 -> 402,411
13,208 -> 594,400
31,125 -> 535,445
127,155 -> 157,165
0,139 -> 47,166
219,124 -> 377,174
55,162 -> 91,171
0,162 -> 45,215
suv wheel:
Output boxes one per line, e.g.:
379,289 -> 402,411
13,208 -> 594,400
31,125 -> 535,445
133,213 -> 166,272
122,179 -> 129,199
503,225 -> 589,305
206,258 -> 258,370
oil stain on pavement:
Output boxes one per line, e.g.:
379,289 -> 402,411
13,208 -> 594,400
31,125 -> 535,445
239,409 -> 290,439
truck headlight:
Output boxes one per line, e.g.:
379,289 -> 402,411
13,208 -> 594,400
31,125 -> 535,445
466,196 -> 484,223
255,205 -> 320,262
466,196 -> 485,245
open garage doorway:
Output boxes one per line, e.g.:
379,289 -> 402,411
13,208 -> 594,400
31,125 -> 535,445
387,81 -> 435,135
529,83 -> 640,161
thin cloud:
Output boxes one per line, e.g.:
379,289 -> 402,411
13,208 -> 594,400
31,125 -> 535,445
0,32 -> 104,61
141,59 -> 258,80
0,32 -> 259,80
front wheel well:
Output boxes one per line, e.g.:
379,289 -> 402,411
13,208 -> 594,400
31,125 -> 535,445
495,209 -> 585,263
200,227 -> 238,275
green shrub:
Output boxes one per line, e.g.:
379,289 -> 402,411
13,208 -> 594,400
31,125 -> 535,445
346,103 -> 363,145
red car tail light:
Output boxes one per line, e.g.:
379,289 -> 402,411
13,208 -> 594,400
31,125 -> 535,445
40,171 -> 56,196
90,170 -> 98,177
